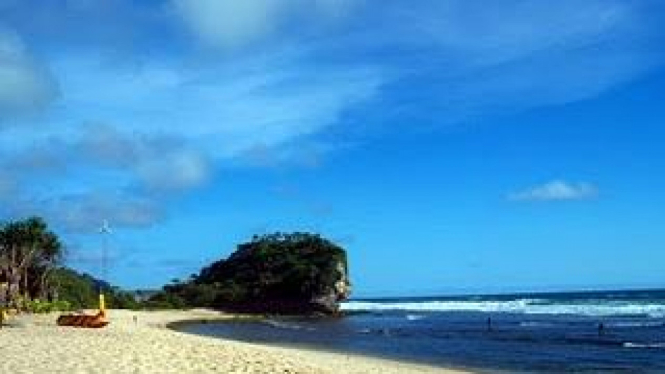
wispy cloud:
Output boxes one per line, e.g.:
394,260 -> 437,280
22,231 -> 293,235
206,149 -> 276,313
0,47 -> 380,231
0,0 -> 662,235
1,124 -> 213,186
45,50 -> 383,155
5,191 -> 164,233
508,180 -> 599,202
0,123 -> 211,231
0,29 -> 58,118
76,124 -> 213,192
369,0 -> 664,123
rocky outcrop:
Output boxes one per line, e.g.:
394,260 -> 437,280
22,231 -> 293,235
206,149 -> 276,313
311,261 -> 351,313
195,233 -> 351,315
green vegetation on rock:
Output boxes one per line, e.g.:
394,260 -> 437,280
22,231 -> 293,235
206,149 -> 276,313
2,217 -> 351,316
151,232 -> 351,314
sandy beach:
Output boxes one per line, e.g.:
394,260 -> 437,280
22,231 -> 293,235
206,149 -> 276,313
1,309 -> 472,373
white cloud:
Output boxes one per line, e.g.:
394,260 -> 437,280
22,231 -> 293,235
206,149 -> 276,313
5,192 -> 164,233
136,149 -> 211,191
173,0 -> 287,49
405,1 -> 630,63
48,51 -> 383,157
368,0 -> 664,122
0,29 -> 58,117
0,123 -> 212,232
77,123 -> 137,166
172,0 -> 359,50
0,0 -> 662,237
76,124 -> 213,192
509,180 -> 598,202
2,123 -> 213,192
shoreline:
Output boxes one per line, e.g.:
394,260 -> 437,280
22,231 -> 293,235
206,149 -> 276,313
2,309 -> 475,373
167,315 -> 482,374
160,311 -> 481,374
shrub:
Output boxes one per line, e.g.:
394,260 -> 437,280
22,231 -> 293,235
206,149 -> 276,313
25,299 -> 71,313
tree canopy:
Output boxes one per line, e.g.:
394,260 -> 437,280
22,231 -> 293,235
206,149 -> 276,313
50,267 -> 139,310
0,217 -> 63,309
0,217 -> 138,313
150,232 -> 351,314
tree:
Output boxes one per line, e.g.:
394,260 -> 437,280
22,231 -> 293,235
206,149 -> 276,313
0,217 -> 63,309
50,267 -> 139,310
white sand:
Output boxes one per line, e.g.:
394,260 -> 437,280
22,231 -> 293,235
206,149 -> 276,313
1,309 -> 473,373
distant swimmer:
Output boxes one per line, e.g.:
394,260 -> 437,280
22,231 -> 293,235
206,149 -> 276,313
487,317 -> 493,332
598,322 -> 605,336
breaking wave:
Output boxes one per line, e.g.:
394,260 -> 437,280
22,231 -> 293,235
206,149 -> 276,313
341,299 -> 665,318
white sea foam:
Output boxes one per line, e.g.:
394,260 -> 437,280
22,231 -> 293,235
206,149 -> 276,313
405,314 -> 425,321
519,321 -> 556,328
609,321 -> 665,328
341,299 -> 665,318
623,342 -> 665,349
263,320 -> 315,331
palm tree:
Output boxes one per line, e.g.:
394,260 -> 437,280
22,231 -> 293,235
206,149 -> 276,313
0,217 -> 63,309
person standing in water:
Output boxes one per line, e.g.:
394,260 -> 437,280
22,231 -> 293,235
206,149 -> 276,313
598,322 -> 605,336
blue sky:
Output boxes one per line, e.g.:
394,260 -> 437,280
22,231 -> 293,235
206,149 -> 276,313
1,0 -> 664,296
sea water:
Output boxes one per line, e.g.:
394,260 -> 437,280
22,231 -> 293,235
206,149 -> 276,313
177,289 -> 665,373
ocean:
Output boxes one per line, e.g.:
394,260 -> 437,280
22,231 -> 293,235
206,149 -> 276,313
177,289 -> 665,373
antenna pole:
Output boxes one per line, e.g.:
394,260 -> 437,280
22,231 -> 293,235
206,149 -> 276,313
99,220 -> 112,316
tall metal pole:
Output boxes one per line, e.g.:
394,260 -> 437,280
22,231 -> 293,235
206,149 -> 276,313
99,220 -> 111,316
